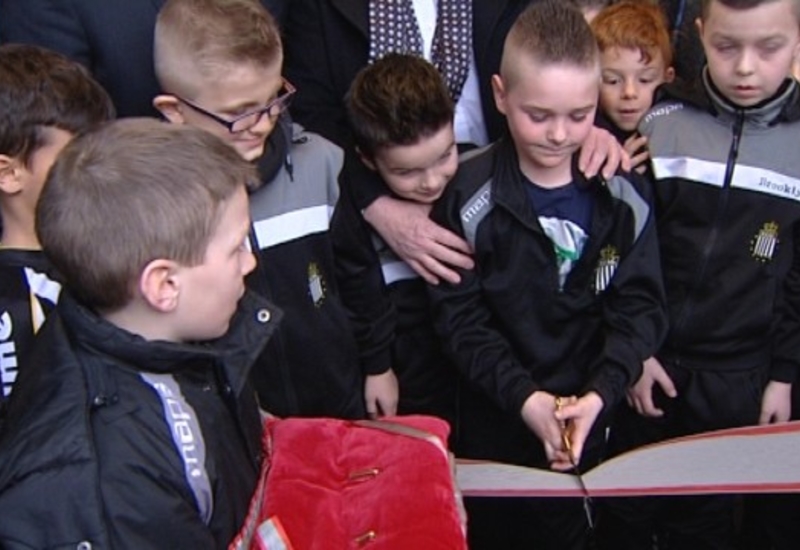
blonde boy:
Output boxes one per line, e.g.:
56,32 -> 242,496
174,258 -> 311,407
0,119 -> 280,549
428,2 -> 666,548
153,0 -> 365,419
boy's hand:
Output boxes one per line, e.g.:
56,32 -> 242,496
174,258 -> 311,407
553,392 -> 604,470
363,196 -> 474,285
520,391 -> 572,467
627,356 -> 678,417
759,380 -> 792,424
578,126 -> 632,180
623,133 -> 650,174
364,369 -> 399,418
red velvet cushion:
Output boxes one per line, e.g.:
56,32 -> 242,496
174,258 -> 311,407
259,416 -> 466,550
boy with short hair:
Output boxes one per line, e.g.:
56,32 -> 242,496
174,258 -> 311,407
0,44 -> 113,404
153,0 -> 365,419
591,0 -> 675,168
0,119 -> 281,549
428,2 -> 667,549
598,0 -> 800,548
331,53 -> 459,422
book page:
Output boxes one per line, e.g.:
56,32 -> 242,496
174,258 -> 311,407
456,421 -> 800,497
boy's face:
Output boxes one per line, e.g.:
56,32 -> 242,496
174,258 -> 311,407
493,60 -> 598,181
364,124 -> 457,204
175,185 -> 256,341
600,47 -> 674,131
699,0 -> 800,107
163,62 -> 283,162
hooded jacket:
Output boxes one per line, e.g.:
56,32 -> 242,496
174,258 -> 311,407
0,291 -> 280,550
640,72 -> 800,382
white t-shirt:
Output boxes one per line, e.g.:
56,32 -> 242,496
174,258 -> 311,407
412,0 -> 489,147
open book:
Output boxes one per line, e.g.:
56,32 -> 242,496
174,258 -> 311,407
456,421 -> 800,498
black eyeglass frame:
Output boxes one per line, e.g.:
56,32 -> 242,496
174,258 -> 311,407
176,78 -> 296,134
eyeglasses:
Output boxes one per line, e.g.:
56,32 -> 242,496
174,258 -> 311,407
176,79 -> 296,134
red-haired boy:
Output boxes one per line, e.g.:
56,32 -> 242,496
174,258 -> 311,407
591,1 -> 675,170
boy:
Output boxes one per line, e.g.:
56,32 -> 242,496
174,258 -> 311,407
0,119 -> 281,549
427,2 -> 667,549
0,44 -> 113,405
591,0 -> 675,169
153,0 -> 365,419
331,53 -> 459,422
598,0 -> 800,548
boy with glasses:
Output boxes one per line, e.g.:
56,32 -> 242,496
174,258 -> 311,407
154,0 -> 365,420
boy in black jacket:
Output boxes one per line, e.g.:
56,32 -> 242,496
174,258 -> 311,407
332,53 -> 459,423
427,3 -> 667,549
0,119 -> 281,549
0,44 -> 113,407
599,0 -> 800,548
153,0 -> 365,419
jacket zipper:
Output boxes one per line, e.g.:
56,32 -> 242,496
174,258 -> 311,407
247,226 -> 300,414
670,110 -> 745,350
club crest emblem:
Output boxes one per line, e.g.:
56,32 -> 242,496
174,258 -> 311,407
751,222 -> 779,263
308,262 -> 326,307
594,246 -> 620,294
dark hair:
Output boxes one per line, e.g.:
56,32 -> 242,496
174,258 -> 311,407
37,119 -> 256,311
502,0 -> 599,79
0,44 -> 114,166
345,53 -> 454,159
700,0 -> 800,19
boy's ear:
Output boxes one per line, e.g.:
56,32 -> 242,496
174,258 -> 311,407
355,146 -> 377,171
491,74 -> 509,115
153,94 -> 186,124
0,155 -> 23,195
665,66 -> 676,84
139,258 -> 181,313
695,16 -> 704,38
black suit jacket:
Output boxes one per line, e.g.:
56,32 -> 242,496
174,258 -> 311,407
0,0 -> 287,118
283,0 -> 535,148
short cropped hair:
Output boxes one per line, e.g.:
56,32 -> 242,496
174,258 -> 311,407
568,0 -> 614,12
592,1 -> 674,68
345,54 -> 454,159
700,0 -> 800,20
0,44 -> 114,166
502,0 -> 599,81
154,0 -> 282,98
37,119 -> 256,311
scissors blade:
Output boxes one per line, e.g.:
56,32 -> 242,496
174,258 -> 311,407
555,396 -> 595,530
568,455 -> 595,530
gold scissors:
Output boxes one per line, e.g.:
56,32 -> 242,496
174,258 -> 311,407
555,396 -> 595,530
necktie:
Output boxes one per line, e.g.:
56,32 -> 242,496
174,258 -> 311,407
368,0 -> 473,102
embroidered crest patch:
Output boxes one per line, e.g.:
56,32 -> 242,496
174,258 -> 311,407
594,246 -> 620,294
751,221 -> 779,263
308,262 -> 326,307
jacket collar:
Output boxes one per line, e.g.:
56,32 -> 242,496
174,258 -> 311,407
254,113 -> 292,190
59,290 -> 281,395
491,136 -> 595,228
657,68 -> 800,127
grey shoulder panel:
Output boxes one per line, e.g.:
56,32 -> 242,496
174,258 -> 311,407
459,179 -> 494,250
605,175 -> 650,241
